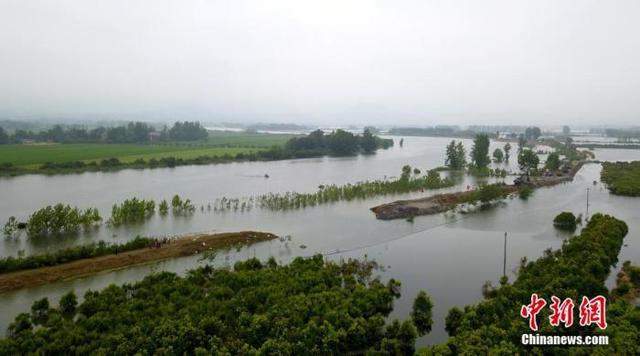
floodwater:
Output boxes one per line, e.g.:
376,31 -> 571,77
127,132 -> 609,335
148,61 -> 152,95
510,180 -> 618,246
0,136 -> 639,346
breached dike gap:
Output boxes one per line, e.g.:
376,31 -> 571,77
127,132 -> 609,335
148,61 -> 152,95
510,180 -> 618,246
0,231 -> 278,293
371,161 -> 585,220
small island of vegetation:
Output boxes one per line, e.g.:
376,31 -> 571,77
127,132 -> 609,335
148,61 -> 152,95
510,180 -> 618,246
553,211 -> 578,231
601,161 -> 640,196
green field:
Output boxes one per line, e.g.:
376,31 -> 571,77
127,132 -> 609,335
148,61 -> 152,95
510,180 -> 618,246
205,131 -> 296,147
0,132 -> 296,168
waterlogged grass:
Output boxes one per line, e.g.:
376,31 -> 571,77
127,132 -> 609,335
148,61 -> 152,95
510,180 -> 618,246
601,161 -> 640,196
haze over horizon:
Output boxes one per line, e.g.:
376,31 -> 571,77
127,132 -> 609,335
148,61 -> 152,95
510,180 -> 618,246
1,0 -> 640,127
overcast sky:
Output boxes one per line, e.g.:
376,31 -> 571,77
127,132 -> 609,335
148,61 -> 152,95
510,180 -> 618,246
1,0 -> 639,126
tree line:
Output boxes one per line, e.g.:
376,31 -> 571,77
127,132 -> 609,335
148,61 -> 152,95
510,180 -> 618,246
0,121 -> 208,144
285,129 -> 393,156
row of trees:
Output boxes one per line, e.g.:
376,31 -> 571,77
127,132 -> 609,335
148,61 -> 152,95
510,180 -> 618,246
0,121 -> 208,144
445,136 -> 514,170
445,135 -> 565,175
22,205 -> 101,238
109,195 -> 196,225
4,194 -> 196,238
0,256 -> 434,354
284,129 -> 393,156
252,165 -> 452,211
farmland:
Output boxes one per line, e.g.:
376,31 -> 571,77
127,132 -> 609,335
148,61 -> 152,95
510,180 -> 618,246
0,132 -> 295,169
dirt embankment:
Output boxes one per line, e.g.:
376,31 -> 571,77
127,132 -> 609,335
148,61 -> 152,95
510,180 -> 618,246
371,162 -> 585,220
0,231 -> 277,293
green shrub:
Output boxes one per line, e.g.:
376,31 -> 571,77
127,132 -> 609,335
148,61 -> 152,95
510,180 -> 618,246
109,198 -> 155,225
518,186 -> 533,200
26,204 -> 101,237
553,211 -> 577,230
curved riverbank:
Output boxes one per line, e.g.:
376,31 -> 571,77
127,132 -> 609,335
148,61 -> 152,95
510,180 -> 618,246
0,231 -> 277,293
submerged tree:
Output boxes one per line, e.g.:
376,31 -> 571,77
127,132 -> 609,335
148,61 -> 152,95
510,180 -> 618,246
445,140 -> 466,170
492,148 -> 504,163
553,211 -> 577,230
360,128 -> 377,154
158,200 -> 169,215
172,195 -> 196,215
470,134 -> 491,169
518,149 -> 540,174
503,142 -> 512,162
109,198 -> 155,225
3,216 -> 18,238
27,204 -> 102,237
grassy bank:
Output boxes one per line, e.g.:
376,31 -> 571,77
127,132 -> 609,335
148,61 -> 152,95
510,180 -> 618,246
0,237 -> 154,274
0,231 -> 277,293
601,161 -> 640,196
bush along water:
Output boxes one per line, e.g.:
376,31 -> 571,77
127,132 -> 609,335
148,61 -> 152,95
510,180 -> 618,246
3,194 -> 198,239
171,195 -> 196,215
553,211 -> 578,231
109,198 -> 156,225
25,204 -> 101,238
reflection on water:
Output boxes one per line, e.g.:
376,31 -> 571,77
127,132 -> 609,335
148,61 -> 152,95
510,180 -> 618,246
1,138 -> 640,345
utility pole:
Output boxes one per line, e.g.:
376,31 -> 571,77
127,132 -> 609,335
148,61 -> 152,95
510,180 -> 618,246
503,232 -> 507,278
586,187 -> 590,219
